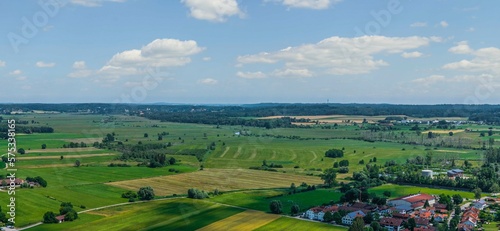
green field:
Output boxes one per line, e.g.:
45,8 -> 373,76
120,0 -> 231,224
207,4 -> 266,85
209,189 -> 342,214
255,217 -> 347,231
369,184 -> 482,200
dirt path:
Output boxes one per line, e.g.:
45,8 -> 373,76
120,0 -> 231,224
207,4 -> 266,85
25,147 -> 98,153
233,146 -> 242,158
249,149 -> 257,159
309,151 -> 317,163
18,153 -> 116,160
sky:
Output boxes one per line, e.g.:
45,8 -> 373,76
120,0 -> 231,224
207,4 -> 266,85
1,0 -> 499,104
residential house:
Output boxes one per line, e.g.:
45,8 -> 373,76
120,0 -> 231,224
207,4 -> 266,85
414,218 -> 430,228
55,215 -> 65,223
447,169 -> 464,178
379,217 -> 403,231
433,214 -> 448,223
342,210 -> 366,225
471,200 -> 486,210
305,206 -> 338,221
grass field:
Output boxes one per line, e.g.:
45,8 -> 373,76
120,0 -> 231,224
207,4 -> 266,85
208,189 -> 342,214
369,184 -> 482,199
30,198 -> 244,231
255,217 -> 347,231
196,210 -> 280,231
107,168 -> 323,196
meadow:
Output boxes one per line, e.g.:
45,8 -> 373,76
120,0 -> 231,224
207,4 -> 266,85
0,112 -> 494,229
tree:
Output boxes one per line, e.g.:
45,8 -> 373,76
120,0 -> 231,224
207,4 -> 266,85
454,206 -> 461,216
449,131 -> 453,136
42,144 -> 47,149
43,211 -> 58,223
291,204 -> 300,215
349,217 -> 365,231
427,131 -> 433,139
320,168 -> 337,187
269,200 -> 282,214
323,211 -> 334,222
383,191 -> 391,198
452,194 -> 463,205
75,160 -> 81,167
64,209 -> 78,221
364,212 -> 374,224
473,188 -> 482,200
60,155 -> 63,160
371,221 -> 382,231
490,183 -> 500,193
137,186 -> 155,200
18,148 -> 25,154
144,133 -> 148,138
424,200 -> 430,208
333,211 -> 342,224
290,183 -> 297,193
406,218 -> 416,231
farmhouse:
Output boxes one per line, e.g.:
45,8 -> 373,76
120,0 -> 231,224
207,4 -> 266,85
471,200 -> 486,210
341,210 -> 365,225
305,205 -> 338,221
55,215 -> 65,223
379,217 -> 403,231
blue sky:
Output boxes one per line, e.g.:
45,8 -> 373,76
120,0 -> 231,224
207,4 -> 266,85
1,0 -> 499,104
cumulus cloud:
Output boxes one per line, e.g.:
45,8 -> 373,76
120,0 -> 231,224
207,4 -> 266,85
448,41 -> 473,54
238,35 -> 440,77
198,78 -> 218,85
401,51 -> 423,58
271,0 -> 342,10
68,61 -> 93,78
272,68 -> 313,77
98,38 -> 204,78
9,69 -> 22,75
36,61 -> 56,68
440,21 -> 449,28
70,0 -> 126,7
181,0 -> 243,22
443,44 -> 500,74
412,75 -> 445,86
237,71 -> 267,79
410,22 -> 427,27
412,74 -> 495,87
0,60 -> 5,67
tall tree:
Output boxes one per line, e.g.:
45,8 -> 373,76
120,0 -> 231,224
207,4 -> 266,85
349,217 -> 365,231
269,200 -> 282,214
320,168 -> 337,187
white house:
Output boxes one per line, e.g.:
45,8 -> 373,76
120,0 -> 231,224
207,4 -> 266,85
379,217 -> 403,231
342,210 -> 366,225
305,206 -> 337,221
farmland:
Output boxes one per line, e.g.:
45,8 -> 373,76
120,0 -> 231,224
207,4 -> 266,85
0,106 -> 498,230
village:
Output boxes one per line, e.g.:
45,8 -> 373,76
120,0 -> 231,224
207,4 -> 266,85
303,191 -> 496,231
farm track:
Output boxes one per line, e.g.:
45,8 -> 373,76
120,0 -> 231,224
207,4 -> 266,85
310,151 -> 317,163
249,149 -> 257,159
271,151 -> 277,159
289,149 -> 297,161
25,147 -> 98,153
18,153 -> 116,160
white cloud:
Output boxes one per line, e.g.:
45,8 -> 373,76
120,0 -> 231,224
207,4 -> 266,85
401,51 -> 423,58
448,41 -> 473,54
238,35 -> 439,76
181,0 -> 243,22
70,0 -> 126,7
272,0 -> 341,10
36,61 -> 56,68
272,68 -> 313,77
98,38 -> 204,78
237,71 -> 267,79
68,61 -> 93,78
0,60 -> 5,67
16,76 -> 27,81
440,21 -> 449,28
198,78 -> 218,85
9,69 -> 22,75
412,75 -> 445,86
410,22 -> 427,27
73,61 -> 87,69
443,45 -> 500,74
412,74 -> 495,87
466,27 -> 475,32
202,57 -> 212,61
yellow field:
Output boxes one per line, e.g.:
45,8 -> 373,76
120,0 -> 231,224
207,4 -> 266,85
196,210 -> 280,231
426,129 -> 464,134
107,168 -> 323,196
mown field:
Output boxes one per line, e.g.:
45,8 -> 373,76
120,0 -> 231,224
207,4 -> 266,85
107,168 -> 323,196
369,184 -> 483,200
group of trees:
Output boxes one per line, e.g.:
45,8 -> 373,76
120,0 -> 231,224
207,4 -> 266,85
121,187 -> 155,202
325,149 -> 344,158
26,176 -> 48,187
187,188 -> 209,199
43,202 -> 78,223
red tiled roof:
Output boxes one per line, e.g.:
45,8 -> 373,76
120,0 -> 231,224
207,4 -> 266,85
56,215 -> 65,221
380,217 -> 403,227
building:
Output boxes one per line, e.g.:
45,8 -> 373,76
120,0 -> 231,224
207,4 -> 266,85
379,217 -> 403,231
305,206 -> 338,221
471,200 -> 486,210
421,170 -> 433,178
447,169 -> 464,178
55,215 -> 65,223
433,214 -> 448,223
388,194 -> 435,212
342,210 -> 366,225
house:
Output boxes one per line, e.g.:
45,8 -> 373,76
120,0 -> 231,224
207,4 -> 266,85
457,223 -> 474,231
471,200 -> 486,210
55,215 -> 65,223
379,217 -> 403,231
414,218 -> 430,227
342,210 -> 366,225
305,206 -> 338,221
433,214 -> 448,223
447,169 -> 464,178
